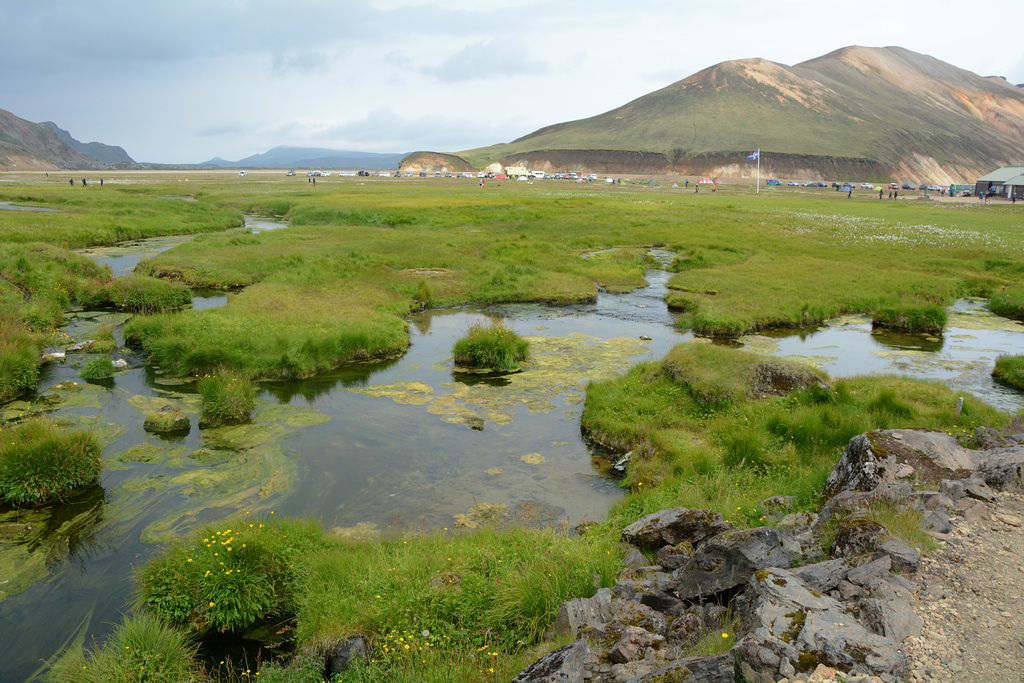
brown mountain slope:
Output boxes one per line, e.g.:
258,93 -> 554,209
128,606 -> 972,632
0,108 -> 135,170
410,46 -> 1024,182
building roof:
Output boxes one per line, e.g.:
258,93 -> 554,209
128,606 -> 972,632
977,166 -> 1024,182
1005,174 -> 1024,187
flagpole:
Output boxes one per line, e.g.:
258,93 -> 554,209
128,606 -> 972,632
756,149 -> 760,194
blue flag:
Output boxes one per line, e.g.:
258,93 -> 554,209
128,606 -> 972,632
746,150 -> 759,161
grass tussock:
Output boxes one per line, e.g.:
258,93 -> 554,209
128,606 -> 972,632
452,320 -> 530,372
48,613 -> 205,683
993,355 -> 1024,391
197,371 -> 258,426
0,419 -> 102,506
990,284 -> 1024,321
871,297 -> 948,333
79,357 -> 116,380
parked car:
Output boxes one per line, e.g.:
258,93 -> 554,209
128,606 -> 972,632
928,185 -> 942,191
815,182 -> 827,187
238,171 -> 247,177
435,171 -> 442,177
802,181 -> 815,187
419,171 -> 427,177
766,179 -> 782,185
918,184 -> 929,190
901,184 -> 915,190
788,181 -> 799,186
286,170 -> 295,177
888,183 -> 898,190
860,182 -> 874,189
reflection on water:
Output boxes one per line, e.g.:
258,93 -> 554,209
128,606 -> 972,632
0,201 -> 58,212
747,299 -> 1024,413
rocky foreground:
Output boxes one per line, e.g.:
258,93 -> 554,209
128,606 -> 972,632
510,419 -> 1024,683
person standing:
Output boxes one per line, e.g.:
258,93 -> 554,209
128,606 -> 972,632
69,178 -> 73,187
848,187 -> 853,199
879,188 -> 883,200
894,189 -> 898,200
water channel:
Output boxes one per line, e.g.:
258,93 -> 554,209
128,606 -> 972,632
1,222 -> 1022,681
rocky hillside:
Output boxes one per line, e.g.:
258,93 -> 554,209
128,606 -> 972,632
0,108 -> 136,170
409,47 -> 1024,183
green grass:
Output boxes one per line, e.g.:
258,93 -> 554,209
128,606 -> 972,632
993,355 -> 1024,391
48,613 -> 205,683
197,372 -> 259,426
0,419 -> 103,505
452,320 -> 530,372
871,297 -> 948,333
79,357 -> 116,380
136,514 -> 619,682
990,284 -> 1024,320
583,343 -> 1007,530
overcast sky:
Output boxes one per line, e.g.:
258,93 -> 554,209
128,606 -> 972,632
4,0 -> 1023,164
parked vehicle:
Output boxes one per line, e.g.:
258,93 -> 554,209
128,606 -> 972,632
238,171 -> 247,177
815,182 -> 827,187
901,184 -> 915,190
419,172 -> 427,177
928,185 -> 942,191
918,184 -> 929,190
286,170 -> 295,177
860,182 -> 874,189
766,179 -> 782,185
788,181 -> 800,186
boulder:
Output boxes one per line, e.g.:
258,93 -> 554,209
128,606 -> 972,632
874,539 -> 920,573
791,558 -> 854,594
654,540 -> 695,570
325,636 -> 369,676
829,518 -> 889,558
824,430 -> 977,498
671,528 -> 797,601
628,653 -> 735,682
554,589 -> 613,638
621,508 -> 731,550
734,568 -> 908,682
513,638 -> 590,683
608,625 -> 664,664
41,346 -> 66,362
856,574 -> 922,643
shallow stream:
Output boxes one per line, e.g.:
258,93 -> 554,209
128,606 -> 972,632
1,230 -> 1022,681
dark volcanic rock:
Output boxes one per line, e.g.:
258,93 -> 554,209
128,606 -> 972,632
620,507 -> 731,550
671,527 -> 798,601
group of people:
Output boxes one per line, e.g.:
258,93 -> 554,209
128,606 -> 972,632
69,178 -> 102,186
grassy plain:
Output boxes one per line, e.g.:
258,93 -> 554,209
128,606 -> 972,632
2,172 -> 1023,681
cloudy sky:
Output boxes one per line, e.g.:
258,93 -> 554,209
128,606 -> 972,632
4,0 -> 1023,164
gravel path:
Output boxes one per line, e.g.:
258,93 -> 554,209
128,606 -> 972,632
905,492 -> 1024,682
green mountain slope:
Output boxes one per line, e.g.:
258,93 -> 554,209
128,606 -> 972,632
442,46 -> 1024,182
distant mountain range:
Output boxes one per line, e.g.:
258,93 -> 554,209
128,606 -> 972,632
200,147 -> 406,170
406,46 -> 1024,183
0,108 -> 137,170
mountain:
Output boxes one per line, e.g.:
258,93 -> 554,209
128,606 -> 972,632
0,109 -> 136,170
43,121 -> 133,164
200,146 -> 406,170
410,47 -> 1024,183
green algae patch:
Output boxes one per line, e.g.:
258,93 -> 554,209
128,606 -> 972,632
201,420 -> 291,451
949,307 -> 1024,332
256,403 -> 331,428
328,522 -> 381,543
127,393 -> 197,415
453,501 -> 509,528
115,442 -> 188,464
349,333 -> 652,430
354,381 -> 435,405
139,443 -> 294,544
0,487 -> 106,603
518,453 -> 546,465
737,334 -> 781,355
